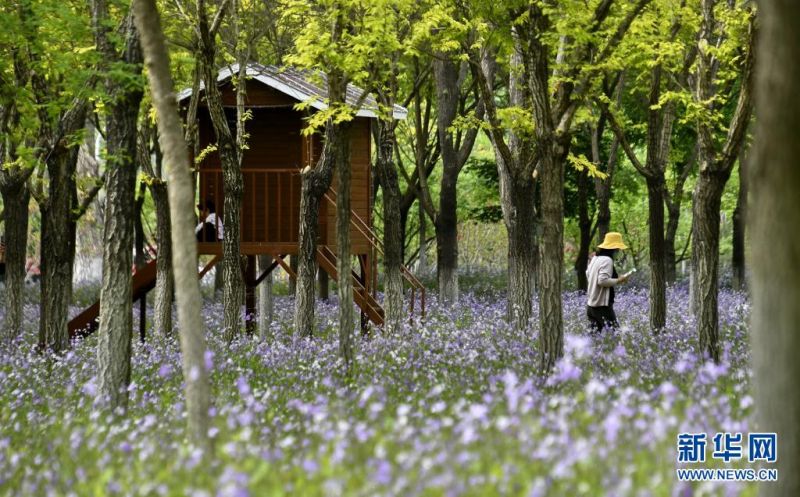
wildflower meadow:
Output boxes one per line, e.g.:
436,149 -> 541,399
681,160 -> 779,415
0,286 -> 756,496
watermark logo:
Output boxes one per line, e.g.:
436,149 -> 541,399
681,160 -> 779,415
677,433 -> 707,463
748,433 -> 777,463
676,432 -> 778,482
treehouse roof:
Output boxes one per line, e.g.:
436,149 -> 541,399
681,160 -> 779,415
178,62 -> 407,120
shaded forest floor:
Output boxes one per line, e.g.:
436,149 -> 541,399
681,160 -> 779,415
0,285 -> 755,496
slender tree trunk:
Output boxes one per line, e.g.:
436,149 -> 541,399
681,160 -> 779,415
219,128 -> 244,343
197,2 -> 245,343
751,1 -> 800,491
593,136 -> 619,247
294,115 -> 340,337
375,118 -> 404,334
417,202 -> 428,276
94,9 -> 143,410
692,169 -> 729,362
39,149 -> 80,353
664,203 -> 680,283
575,170 -> 592,292
665,149 -> 696,284
151,181 -> 173,334
432,57 -> 482,305
141,118 -> 174,336
1,183 -> 30,342
134,184 -> 146,268
646,177 -> 668,330
335,123 -> 354,368
436,171 -> 459,305
731,152 -> 747,290
257,255 -> 273,340
507,178 -> 536,329
295,187 -> 323,337
134,0 -> 212,453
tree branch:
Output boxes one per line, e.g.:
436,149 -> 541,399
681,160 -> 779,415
597,100 -> 651,178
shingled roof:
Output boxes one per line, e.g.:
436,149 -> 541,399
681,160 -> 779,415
178,62 -> 407,120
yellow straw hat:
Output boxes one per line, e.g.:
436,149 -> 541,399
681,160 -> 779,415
597,232 -> 628,250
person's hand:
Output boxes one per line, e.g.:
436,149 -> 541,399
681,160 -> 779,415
618,274 -> 628,284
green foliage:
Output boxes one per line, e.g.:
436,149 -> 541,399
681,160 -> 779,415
567,153 -> 607,179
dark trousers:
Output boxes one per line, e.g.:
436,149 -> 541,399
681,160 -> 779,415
587,305 -> 618,334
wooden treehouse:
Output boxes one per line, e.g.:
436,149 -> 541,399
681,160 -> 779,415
69,63 -> 424,338
187,63 -> 424,328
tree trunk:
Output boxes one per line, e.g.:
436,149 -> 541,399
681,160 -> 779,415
664,202 -> 680,283
219,130 -> 244,344
731,152 -> 747,291
691,0 -> 754,360
375,118 -> 404,334
537,151 -> 565,373
295,186 -> 323,337
692,169 -> 729,362
94,10 -> 143,410
417,202 -> 428,276
257,255 -> 273,340
436,171 -> 459,305
751,1 -> 800,491
480,45 -> 537,327
294,115 -> 341,337
593,136 -> 619,247
197,6 -> 244,343
151,181 -> 173,335
134,184 -> 146,268
335,123 -> 355,368
432,57 -> 482,305
575,170 -> 592,292
134,0 -> 213,454
507,178 -> 536,330
1,183 -> 30,342
646,177 -> 667,331
39,149 -> 79,354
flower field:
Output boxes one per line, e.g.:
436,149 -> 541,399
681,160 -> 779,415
0,286 -> 756,496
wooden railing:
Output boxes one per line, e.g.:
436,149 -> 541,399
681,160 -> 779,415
323,187 -> 426,322
199,167 -> 302,244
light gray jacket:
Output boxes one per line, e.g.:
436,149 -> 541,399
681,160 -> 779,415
586,255 -> 619,307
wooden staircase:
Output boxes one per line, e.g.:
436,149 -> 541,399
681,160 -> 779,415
315,245 -> 385,326
321,188 -> 426,325
68,255 -> 219,339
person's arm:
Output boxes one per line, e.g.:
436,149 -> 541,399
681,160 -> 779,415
596,257 -> 620,287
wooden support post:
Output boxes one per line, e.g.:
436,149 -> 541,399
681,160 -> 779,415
288,254 -> 298,294
257,255 -> 273,341
318,263 -> 329,301
245,255 -> 256,336
139,296 -> 146,343
358,254 -> 368,334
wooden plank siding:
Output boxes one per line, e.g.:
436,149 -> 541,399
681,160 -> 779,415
324,117 -> 372,253
195,79 -> 373,256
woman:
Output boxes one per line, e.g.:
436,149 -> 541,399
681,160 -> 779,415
586,232 -> 629,333
195,198 -> 224,242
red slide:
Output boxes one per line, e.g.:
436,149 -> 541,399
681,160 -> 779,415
68,259 -> 159,339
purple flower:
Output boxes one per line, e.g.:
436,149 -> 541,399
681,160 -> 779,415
236,376 -> 251,397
